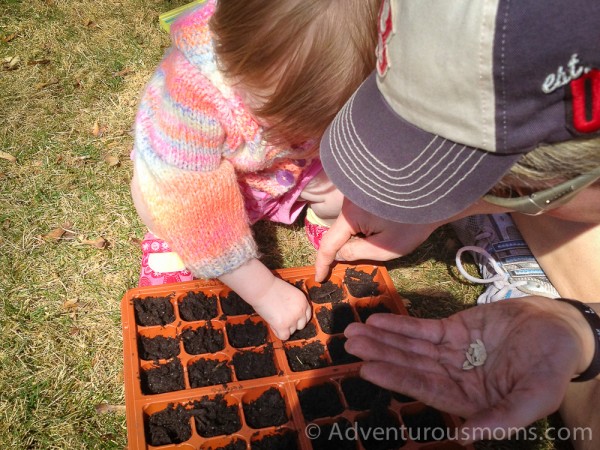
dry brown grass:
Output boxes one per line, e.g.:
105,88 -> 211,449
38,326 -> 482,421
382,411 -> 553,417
0,1 -> 563,449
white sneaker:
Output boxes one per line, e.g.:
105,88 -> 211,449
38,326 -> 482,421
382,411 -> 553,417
451,214 -> 559,304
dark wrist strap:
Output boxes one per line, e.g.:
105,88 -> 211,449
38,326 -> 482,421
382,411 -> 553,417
554,298 -> 600,382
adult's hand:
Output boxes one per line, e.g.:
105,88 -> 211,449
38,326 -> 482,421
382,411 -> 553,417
344,297 -> 592,443
314,199 -> 438,282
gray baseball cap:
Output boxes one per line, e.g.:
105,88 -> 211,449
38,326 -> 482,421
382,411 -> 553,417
320,0 -> 600,223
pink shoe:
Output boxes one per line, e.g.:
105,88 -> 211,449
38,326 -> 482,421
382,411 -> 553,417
304,208 -> 330,250
138,232 -> 194,287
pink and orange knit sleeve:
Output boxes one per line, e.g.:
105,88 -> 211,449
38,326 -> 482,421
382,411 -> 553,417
132,3 -> 259,279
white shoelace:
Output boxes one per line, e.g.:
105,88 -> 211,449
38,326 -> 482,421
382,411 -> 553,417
455,245 -> 530,299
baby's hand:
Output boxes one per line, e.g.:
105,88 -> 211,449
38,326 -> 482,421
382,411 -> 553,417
252,277 -> 312,341
219,259 -> 312,341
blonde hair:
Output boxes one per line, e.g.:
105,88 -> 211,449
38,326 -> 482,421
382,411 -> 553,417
210,0 -> 381,155
492,137 -> 600,195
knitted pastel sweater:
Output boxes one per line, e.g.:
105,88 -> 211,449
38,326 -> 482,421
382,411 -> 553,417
133,0 -> 308,279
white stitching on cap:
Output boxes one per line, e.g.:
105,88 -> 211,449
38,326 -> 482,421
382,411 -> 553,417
334,95 -> 484,196
499,0 -> 511,151
478,1 -> 491,149
328,97 -> 488,209
342,96 -> 442,176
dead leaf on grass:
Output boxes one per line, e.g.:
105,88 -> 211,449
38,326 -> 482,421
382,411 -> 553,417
0,151 -> 17,163
104,155 -> 120,167
114,67 -> 133,77
95,403 -> 126,415
2,56 -> 20,70
1,33 -> 17,43
42,223 -> 77,242
62,298 -> 78,310
80,236 -> 109,249
35,79 -> 59,90
28,58 -> 51,66
92,122 -> 108,137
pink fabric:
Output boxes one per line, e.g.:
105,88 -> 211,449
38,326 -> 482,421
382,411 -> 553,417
304,216 -> 329,250
241,159 -> 323,225
139,232 -> 194,286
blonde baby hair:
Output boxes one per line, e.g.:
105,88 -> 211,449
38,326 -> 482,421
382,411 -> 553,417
210,0 -> 381,155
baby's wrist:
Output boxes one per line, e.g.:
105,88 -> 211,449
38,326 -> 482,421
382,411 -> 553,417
218,258 -> 276,305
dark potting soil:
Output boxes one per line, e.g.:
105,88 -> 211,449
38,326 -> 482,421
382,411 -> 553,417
356,408 -> 405,450
344,268 -> 380,298
392,391 -> 416,403
181,323 -> 225,355
402,406 -> 448,442
243,387 -> 288,429
226,318 -> 268,348
178,291 -> 218,322
188,358 -> 232,388
341,377 -> 391,411
134,296 -> 175,326
220,291 -> 255,316
297,382 -> 344,421
288,322 -> 317,341
293,279 -> 305,290
141,358 -> 185,394
251,430 -> 298,450
191,394 -> 242,438
138,335 -> 180,361
285,341 -> 328,372
356,303 -> 392,323
232,344 -> 277,380
208,439 -> 247,450
311,418 -> 357,450
327,336 -> 361,365
316,302 -> 356,334
146,403 -> 191,446
307,281 -> 344,304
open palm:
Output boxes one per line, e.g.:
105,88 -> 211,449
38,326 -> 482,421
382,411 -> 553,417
344,298 -> 582,443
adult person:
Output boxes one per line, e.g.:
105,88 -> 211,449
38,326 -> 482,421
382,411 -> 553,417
313,0 -> 600,447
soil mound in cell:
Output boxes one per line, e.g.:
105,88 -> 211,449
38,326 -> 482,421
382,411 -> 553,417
226,319 -> 267,348
285,341 -> 328,372
141,358 -> 185,394
308,281 -> 344,304
316,303 -> 355,334
179,291 -> 218,321
220,291 -> 255,316
344,268 -> 379,298
191,394 -> 242,438
181,323 -> 225,355
298,382 -> 344,421
232,345 -> 277,380
146,403 -> 191,446
188,358 -> 232,388
138,335 -> 180,361
243,387 -> 288,429
134,296 -> 175,326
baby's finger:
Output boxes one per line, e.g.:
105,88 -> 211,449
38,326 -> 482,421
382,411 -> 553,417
305,306 -> 312,324
296,315 -> 307,332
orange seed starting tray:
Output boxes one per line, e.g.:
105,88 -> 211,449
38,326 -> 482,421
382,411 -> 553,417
121,264 -> 471,450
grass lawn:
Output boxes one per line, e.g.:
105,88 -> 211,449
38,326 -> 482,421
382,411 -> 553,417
0,1 -> 569,449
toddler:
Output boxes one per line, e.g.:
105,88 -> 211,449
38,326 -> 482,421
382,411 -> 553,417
131,0 -> 380,339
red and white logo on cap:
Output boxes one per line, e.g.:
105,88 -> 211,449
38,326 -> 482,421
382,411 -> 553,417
570,69 -> 600,134
542,54 -> 600,135
376,0 -> 395,77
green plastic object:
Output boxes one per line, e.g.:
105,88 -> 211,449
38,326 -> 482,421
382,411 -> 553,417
159,1 -> 205,33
